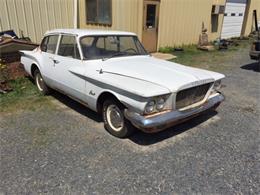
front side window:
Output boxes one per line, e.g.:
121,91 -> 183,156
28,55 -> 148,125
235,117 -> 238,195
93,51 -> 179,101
86,0 -> 112,25
58,35 -> 80,59
80,35 -> 148,60
40,35 -> 59,54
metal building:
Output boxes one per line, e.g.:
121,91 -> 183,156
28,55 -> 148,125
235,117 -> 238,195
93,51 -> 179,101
1,0 -> 259,52
0,0 -> 74,43
79,0 -> 259,52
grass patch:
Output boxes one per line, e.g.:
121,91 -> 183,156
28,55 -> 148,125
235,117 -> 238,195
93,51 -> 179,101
159,46 -> 175,53
165,39 -> 252,72
0,77 -> 54,113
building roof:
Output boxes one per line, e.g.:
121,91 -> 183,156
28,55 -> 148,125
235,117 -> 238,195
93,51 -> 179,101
45,29 -> 137,37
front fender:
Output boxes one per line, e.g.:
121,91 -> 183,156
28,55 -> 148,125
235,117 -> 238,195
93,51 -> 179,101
96,89 -> 147,114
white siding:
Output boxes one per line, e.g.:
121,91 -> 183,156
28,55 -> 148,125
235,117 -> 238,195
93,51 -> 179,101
221,2 -> 247,38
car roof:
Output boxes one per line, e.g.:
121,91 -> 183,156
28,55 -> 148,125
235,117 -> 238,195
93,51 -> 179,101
45,29 -> 137,37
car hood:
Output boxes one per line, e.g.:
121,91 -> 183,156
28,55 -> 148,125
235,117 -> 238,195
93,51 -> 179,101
101,56 -> 225,92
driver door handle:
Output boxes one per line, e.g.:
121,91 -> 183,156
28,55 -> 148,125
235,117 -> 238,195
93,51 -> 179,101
49,57 -> 60,64
53,59 -> 60,64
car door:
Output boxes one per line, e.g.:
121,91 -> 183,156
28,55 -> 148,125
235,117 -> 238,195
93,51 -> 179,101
51,34 -> 87,103
40,34 -> 60,88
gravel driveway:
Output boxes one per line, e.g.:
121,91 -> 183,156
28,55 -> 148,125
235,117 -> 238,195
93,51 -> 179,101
0,47 -> 259,194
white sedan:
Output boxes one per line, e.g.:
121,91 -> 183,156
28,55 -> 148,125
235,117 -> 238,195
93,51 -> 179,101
21,29 -> 225,138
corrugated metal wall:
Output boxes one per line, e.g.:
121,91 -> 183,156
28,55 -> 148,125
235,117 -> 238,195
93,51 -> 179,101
0,0 -> 74,43
243,0 -> 260,36
158,0 -> 226,47
2,0 -> 257,48
79,0 -> 226,48
79,0 -> 143,39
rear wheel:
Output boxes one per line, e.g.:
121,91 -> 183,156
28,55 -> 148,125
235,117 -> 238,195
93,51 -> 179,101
102,99 -> 135,138
34,69 -> 51,95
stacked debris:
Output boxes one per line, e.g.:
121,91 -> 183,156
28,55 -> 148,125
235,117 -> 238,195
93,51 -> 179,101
213,37 -> 244,50
0,30 -> 38,60
0,30 -> 38,93
197,23 -> 214,51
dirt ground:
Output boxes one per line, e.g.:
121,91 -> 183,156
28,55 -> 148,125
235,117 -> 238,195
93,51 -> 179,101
0,42 -> 259,194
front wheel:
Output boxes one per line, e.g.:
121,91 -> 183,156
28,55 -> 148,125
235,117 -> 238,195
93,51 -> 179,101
102,99 -> 135,138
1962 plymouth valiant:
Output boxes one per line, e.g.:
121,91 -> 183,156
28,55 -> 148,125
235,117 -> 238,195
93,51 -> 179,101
21,29 -> 225,138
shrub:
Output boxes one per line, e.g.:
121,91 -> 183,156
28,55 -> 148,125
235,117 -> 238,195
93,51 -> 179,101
0,58 -> 9,82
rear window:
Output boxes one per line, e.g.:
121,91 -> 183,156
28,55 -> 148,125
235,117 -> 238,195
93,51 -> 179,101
40,35 -> 59,54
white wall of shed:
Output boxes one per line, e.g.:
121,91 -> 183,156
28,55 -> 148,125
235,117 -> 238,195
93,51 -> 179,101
221,2 -> 247,38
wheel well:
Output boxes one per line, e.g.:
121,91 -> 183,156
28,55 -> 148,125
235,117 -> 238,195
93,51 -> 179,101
31,64 -> 39,77
96,92 -> 122,114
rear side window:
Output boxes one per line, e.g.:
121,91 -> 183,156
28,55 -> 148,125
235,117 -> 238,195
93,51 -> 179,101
58,35 -> 80,59
40,35 -> 59,54
40,37 -> 48,52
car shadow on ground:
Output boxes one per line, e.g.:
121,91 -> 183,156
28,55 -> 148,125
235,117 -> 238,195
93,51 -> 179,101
37,79 -> 218,145
128,111 -> 217,145
240,62 -> 260,72
51,89 -> 218,145
51,90 -> 103,123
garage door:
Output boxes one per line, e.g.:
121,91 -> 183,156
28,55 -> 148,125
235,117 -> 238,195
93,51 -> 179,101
221,0 -> 247,39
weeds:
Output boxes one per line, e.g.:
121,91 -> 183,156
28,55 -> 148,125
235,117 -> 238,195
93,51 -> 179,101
0,78 -> 53,113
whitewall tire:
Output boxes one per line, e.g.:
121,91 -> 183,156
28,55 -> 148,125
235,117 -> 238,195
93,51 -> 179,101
102,99 -> 135,138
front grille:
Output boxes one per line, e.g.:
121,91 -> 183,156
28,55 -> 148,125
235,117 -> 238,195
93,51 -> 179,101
176,83 -> 212,109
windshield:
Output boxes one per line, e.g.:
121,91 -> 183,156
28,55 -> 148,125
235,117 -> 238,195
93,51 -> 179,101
80,35 -> 148,60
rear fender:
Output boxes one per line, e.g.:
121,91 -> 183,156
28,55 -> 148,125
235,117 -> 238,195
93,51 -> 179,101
20,50 -> 42,77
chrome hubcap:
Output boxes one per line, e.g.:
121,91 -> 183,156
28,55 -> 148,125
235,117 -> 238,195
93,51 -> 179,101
36,73 -> 44,91
106,105 -> 123,132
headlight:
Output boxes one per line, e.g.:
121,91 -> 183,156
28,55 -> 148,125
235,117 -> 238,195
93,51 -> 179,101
145,101 -> 155,114
145,97 -> 167,114
156,98 -> 165,110
213,80 -> 222,90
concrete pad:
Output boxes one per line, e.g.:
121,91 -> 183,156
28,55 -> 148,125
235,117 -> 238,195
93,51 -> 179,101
151,52 -> 177,60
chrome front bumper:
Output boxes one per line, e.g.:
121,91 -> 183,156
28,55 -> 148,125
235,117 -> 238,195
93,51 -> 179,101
124,93 -> 224,133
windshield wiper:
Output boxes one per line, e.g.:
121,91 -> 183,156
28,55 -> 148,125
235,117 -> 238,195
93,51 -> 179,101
102,52 -> 135,61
